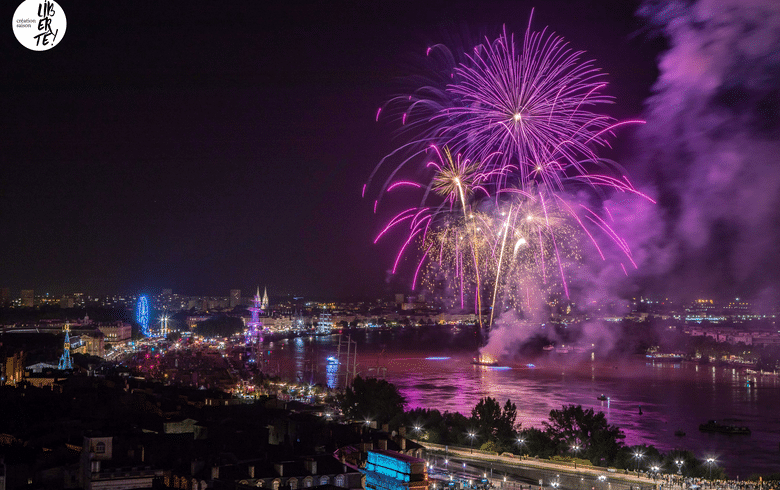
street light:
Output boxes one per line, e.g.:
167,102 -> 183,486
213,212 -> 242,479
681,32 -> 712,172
516,437 -> 525,456
571,444 -> 580,469
675,459 -> 684,475
632,451 -> 644,472
467,432 -> 476,453
705,457 -> 716,479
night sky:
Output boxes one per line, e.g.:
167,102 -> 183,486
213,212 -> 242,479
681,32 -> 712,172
0,0 -> 704,300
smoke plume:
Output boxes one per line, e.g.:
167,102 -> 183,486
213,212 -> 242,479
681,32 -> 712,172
631,0 -> 780,304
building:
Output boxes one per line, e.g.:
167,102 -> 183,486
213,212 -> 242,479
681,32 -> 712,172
21,289 -> 34,307
230,289 -> 241,308
186,316 -> 210,331
24,363 -> 68,388
364,450 -> 428,490
79,435 -> 163,490
317,313 -> 333,334
227,455 -> 363,490
97,322 -> 132,344
2,349 -> 25,385
262,287 -> 269,310
0,287 -> 10,306
82,331 -> 106,357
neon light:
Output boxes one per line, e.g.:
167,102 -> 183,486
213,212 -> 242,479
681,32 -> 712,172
136,296 -> 150,337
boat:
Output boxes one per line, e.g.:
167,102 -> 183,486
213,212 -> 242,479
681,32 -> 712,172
646,352 -> 685,361
472,353 -> 499,366
698,420 -> 751,435
597,394 -> 607,401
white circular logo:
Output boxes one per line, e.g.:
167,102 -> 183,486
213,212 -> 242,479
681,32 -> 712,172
12,0 -> 66,51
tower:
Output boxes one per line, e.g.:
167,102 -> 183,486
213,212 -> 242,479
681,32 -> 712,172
59,322 -> 73,370
261,287 -> 269,310
246,287 -> 263,342
158,312 -> 170,338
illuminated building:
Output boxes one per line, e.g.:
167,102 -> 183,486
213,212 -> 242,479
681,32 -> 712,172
24,362 -> 67,388
21,289 -> 34,307
2,350 -> 25,385
58,323 -> 73,370
246,288 -> 264,362
60,295 -> 75,308
261,287 -> 269,310
247,287 -> 264,336
316,313 -> 333,334
158,312 -> 171,338
364,450 -> 429,490
97,322 -> 132,344
81,332 -> 105,357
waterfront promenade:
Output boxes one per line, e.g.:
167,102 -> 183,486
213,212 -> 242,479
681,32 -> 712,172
419,441 -> 657,490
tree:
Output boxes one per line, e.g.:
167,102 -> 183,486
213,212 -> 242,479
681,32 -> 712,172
471,397 -> 518,448
615,444 -> 662,471
337,376 -> 406,425
544,405 -> 624,466
518,427 -> 556,458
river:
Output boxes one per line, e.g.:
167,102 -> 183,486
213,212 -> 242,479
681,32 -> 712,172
258,325 -> 780,478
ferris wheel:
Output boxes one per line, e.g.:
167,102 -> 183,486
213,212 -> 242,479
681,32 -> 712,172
136,295 -> 150,337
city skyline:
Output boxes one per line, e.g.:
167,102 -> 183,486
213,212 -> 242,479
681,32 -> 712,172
3,0 -> 779,308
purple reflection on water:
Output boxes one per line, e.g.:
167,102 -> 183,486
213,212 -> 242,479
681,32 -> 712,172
261,327 -> 780,477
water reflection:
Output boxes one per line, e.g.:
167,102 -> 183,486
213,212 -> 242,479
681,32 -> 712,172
260,326 -> 780,476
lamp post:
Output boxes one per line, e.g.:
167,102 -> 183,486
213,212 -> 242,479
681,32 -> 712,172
516,437 -> 525,456
675,459 -> 684,475
413,425 -> 422,439
705,458 -> 716,480
633,451 -> 644,472
571,444 -> 580,469
468,432 -> 476,454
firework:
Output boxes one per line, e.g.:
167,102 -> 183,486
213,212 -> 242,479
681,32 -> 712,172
369,14 -> 653,325
415,186 -> 581,320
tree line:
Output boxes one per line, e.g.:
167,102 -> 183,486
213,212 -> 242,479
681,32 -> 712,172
337,376 -> 727,479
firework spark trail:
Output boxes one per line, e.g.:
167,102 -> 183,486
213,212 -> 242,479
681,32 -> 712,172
553,194 -> 605,260
370,15 -> 654,324
393,228 -> 422,274
388,181 -> 423,191
413,244 -> 433,290
489,206 -> 513,326
374,208 -> 419,243
540,192 -> 569,299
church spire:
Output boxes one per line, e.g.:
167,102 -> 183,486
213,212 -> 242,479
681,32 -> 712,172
261,287 -> 269,310
58,322 -> 73,370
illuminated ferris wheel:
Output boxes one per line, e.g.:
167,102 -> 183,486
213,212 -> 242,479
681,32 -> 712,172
136,295 -> 150,337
